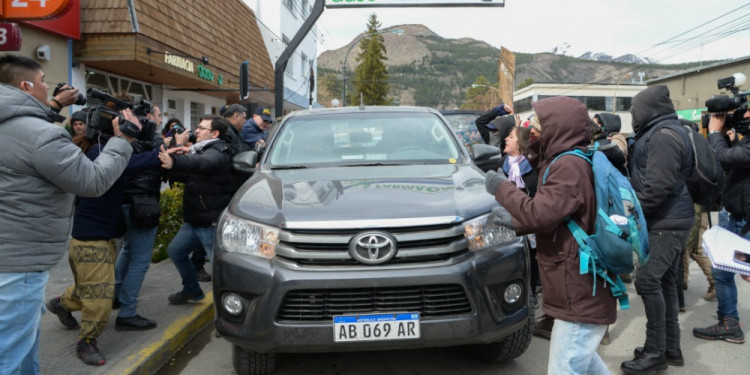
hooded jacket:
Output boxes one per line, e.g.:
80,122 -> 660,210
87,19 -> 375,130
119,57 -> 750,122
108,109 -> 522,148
630,85 -> 694,230
493,96 -> 616,325
0,83 -> 132,273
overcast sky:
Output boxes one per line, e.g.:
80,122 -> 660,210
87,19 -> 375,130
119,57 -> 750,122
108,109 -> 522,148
314,0 -> 750,65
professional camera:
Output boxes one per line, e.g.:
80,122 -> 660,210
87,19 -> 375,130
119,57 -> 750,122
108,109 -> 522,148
53,82 -> 87,106
703,73 -> 750,134
85,88 -> 141,139
171,123 -> 197,144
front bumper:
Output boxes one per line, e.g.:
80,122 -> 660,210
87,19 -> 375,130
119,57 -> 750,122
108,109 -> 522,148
213,240 -> 529,353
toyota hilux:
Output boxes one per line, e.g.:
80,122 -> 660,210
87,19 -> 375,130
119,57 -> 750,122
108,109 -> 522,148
213,106 -> 533,375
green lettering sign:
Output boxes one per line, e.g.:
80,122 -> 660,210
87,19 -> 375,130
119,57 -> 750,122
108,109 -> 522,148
197,64 -> 214,82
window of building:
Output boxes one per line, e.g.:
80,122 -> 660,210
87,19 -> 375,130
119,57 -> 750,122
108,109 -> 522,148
301,53 -> 308,77
190,102 -> 200,130
513,97 -> 533,113
283,35 -> 293,76
85,69 -> 153,104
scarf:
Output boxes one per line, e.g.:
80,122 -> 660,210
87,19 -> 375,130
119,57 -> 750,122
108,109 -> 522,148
190,138 -> 219,154
505,154 -> 526,189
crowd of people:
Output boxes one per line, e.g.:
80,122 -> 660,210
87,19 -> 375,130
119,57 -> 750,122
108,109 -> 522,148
1,49 -> 748,375
483,85 -> 749,375
0,53 -> 275,372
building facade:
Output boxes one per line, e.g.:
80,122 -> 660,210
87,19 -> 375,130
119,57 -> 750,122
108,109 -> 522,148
513,82 -> 646,134
70,0 -> 275,130
243,0 -> 321,115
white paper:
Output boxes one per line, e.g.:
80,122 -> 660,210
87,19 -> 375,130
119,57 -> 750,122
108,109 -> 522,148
701,226 -> 750,276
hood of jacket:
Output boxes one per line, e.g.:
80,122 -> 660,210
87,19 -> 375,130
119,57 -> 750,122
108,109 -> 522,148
0,83 -> 56,125
631,85 -> 677,138
529,96 -> 592,165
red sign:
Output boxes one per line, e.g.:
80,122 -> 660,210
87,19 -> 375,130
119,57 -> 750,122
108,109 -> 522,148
23,0 -> 79,39
1,0 -> 71,19
0,22 -> 22,50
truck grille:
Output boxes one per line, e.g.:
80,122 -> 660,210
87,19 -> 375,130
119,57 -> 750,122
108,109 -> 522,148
275,224 -> 468,266
277,284 -> 472,322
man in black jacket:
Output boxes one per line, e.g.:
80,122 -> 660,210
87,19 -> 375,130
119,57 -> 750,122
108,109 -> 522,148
692,109 -> 750,344
159,115 -> 234,304
622,85 -> 694,374
113,105 -> 164,330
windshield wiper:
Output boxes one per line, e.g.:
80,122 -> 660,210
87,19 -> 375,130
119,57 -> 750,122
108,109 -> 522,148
340,162 -> 404,167
270,165 -> 309,170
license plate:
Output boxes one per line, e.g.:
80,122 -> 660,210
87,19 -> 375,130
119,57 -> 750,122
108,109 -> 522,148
333,312 -> 420,342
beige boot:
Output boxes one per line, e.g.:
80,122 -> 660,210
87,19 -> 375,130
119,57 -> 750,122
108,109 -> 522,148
704,284 -> 717,301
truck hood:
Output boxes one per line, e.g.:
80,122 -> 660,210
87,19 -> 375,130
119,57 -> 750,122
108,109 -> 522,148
229,164 -> 495,229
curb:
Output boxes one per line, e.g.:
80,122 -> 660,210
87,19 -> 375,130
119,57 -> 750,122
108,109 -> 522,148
94,293 -> 215,375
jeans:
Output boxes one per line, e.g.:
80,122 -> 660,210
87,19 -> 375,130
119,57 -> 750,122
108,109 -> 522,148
634,229 -> 689,354
167,223 -> 216,295
548,319 -> 611,375
713,209 -> 749,320
0,271 -> 48,375
115,204 -> 158,318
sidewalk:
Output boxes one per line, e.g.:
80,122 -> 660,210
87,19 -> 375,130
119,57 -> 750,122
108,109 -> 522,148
40,257 -> 214,375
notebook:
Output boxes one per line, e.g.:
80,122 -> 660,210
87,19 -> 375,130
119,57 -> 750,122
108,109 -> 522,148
701,226 -> 750,276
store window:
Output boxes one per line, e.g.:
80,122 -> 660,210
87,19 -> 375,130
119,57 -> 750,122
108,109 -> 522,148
85,69 -> 154,104
190,102 -> 201,130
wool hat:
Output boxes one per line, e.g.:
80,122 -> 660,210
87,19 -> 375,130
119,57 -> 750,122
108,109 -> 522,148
71,110 -> 87,124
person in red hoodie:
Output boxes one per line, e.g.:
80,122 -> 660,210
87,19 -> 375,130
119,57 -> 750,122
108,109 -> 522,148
485,96 -> 616,374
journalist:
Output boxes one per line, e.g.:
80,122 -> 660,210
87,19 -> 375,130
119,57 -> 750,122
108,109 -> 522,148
692,110 -> 750,344
0,53 -> 136,375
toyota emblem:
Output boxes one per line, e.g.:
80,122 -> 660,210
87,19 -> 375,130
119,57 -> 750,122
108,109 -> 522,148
349,232 -> 397,265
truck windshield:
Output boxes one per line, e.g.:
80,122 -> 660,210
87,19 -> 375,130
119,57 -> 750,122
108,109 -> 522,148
267,112 -> 464,167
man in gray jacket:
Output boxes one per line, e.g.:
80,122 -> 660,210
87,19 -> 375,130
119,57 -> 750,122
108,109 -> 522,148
0,54 -> 137,375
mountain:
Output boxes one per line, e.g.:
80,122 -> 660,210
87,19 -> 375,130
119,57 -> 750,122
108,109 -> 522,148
317,24 -> 715,109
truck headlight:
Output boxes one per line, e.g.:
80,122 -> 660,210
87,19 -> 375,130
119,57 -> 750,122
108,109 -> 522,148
217,212 -> 279,258
463,212 -> 517,251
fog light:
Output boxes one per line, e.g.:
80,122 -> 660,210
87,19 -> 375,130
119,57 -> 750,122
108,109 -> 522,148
222,293 -> 244,316
504,283 -> 522,304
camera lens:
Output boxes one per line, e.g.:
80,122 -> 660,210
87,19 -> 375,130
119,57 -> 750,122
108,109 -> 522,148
75,93 -> 87,106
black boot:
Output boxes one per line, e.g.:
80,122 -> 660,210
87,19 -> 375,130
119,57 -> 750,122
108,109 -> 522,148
633,346 -> 684,366
621,350 -> 668,375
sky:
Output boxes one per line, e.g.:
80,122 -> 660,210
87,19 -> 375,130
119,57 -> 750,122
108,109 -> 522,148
314,0 -> 750,65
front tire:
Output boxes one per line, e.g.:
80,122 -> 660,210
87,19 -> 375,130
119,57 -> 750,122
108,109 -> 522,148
471,314 -> 535,363
233,345 -> 277,375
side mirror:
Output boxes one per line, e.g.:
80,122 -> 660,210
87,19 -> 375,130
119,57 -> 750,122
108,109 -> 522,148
233,151 -> 258,174
471,143 -> 500,162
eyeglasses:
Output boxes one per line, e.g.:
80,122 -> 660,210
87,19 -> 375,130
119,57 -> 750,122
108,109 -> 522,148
196,126 -> 213,131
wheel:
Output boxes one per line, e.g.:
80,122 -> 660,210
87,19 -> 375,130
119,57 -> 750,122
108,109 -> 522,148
470,314 -> 535,363
232,345 -> 277,375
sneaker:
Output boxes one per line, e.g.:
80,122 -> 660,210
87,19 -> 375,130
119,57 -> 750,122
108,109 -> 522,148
168,290 -> 205,305
703,285 -> 717,301
76,338 -> 106,366
196,266 -> 212,282
693,316 -> 745,343
533,315 -> 554,340
115,314 -> 157,331
46,297 -> 79,329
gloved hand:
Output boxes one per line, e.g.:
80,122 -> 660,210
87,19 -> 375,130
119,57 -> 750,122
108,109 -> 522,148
485,170 -> 508,195
491,206 -> 514,229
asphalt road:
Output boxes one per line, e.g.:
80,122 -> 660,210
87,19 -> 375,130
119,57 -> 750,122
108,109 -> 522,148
159,257 -> 749,375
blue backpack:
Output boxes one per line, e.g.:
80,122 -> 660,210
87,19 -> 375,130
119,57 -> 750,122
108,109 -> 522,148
543,145 -> 649,309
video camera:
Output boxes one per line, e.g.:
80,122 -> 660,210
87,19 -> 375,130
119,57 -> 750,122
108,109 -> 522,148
703,73 -> 750,134
85,88 -> 143,140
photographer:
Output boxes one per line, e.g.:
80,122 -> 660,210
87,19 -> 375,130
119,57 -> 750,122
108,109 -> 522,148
113,104 -> 165,331
0,52 -> 137,374
48,108 -> 160,366
692,109 -> 750,344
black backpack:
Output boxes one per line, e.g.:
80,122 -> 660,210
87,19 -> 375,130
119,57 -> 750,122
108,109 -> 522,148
681,124 -> 725,211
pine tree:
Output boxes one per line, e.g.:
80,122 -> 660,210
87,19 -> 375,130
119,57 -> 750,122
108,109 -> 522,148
352,14 -> 390,105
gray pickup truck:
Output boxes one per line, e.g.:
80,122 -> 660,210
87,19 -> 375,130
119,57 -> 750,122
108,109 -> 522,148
213,106 -> 533,375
